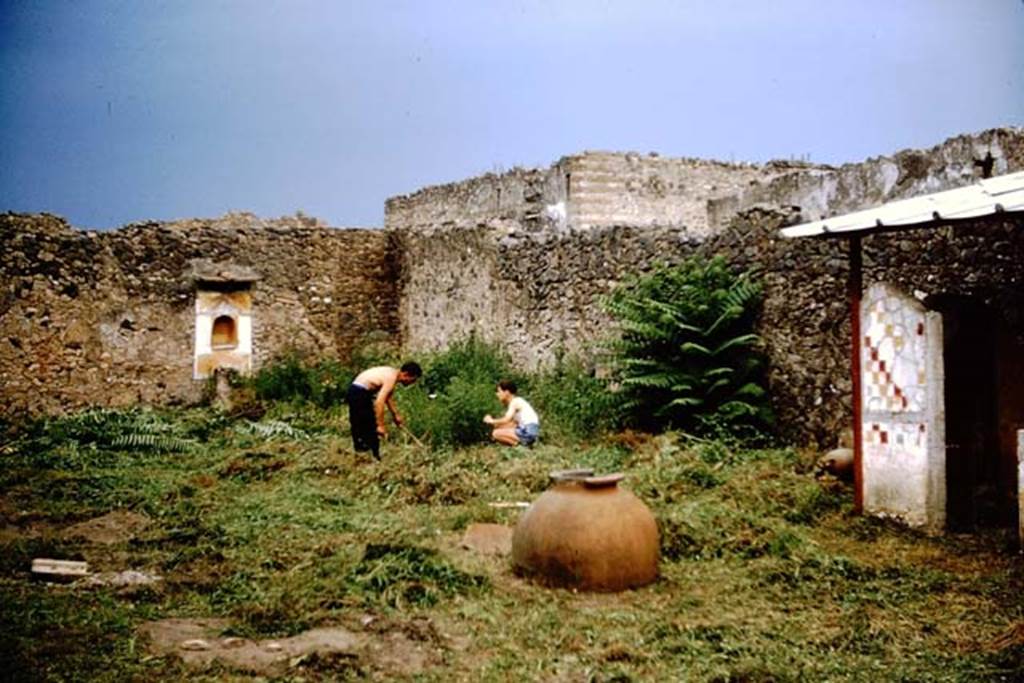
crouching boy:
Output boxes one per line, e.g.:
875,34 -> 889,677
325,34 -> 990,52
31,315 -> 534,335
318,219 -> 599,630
483,380 -> 540,447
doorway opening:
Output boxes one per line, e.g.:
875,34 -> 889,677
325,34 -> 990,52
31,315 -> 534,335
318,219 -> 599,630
927,294 -> 1013,530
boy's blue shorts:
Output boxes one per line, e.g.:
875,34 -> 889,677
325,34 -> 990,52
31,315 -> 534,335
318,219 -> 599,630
515,423 -> 540,446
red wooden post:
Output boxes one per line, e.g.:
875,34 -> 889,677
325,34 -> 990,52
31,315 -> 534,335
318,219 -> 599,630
849,235 -> 864,513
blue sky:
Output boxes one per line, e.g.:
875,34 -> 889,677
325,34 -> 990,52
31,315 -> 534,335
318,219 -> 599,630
1,0 -> 1022,229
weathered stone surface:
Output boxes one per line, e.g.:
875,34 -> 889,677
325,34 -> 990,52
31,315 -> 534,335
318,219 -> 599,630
140,618 -> 361,671
77,569 -> 162,588
61,510 -> 152,545
139,617 -> 439,677
388,128 -> 1024,446
4,128 -> 1023,450
0,212 -> 399,418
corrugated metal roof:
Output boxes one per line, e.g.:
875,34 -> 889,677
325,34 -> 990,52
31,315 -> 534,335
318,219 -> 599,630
781,170 -> 1024,238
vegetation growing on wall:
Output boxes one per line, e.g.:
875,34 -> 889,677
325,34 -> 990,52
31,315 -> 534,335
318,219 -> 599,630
604,255 -> 773,439
248,354 -> 353,409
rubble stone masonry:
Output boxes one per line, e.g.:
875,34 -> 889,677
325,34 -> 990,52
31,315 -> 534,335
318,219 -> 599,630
4,127 -> 1023,447
388,128 -> 1024,445
0,213 -> 398,418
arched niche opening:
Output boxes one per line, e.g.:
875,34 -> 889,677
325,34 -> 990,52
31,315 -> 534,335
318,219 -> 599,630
211,315 -> 238,349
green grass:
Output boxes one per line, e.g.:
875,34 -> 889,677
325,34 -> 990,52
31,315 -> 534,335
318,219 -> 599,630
1,407 -> 1021,681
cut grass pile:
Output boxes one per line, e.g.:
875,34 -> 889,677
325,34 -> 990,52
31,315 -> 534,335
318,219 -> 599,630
1,406 -> 1021,681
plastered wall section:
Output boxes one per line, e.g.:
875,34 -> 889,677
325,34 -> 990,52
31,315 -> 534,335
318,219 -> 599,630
193,290 -> 253,378
860,282 -> 946,530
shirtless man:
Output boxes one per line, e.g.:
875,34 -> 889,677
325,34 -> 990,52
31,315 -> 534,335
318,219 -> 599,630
346,362 -> 422,459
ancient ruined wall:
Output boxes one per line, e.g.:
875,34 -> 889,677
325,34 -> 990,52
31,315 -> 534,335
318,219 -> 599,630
394,225 -> 505,359
0,212 -> 398,418
396,221 -> 696,367
709,127 -> 1024,228
389,128 -> 1024,445
562,152 -> 803,235
387,151 -> 805,236
389,150 -> 803,361
385,168 -> 561,232
6,127 -> 1023,439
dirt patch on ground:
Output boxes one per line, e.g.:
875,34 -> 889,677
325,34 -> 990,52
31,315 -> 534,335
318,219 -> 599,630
139,616 -> 444,677
218,452 -> 289,482
0,520 -> 49,544
460,523 -> 513,556
0,499 -> 56,543
61,510 -> 151,545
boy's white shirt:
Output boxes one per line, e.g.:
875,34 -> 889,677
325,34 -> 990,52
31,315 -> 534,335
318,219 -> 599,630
503,396 -> 539,426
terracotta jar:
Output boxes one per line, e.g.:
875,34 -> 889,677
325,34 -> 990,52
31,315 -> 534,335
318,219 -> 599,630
511,469 -> 659,591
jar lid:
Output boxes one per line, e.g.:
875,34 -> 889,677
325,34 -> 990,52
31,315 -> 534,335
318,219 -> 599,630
583,473 -> 625,488
549,468 -> 594,482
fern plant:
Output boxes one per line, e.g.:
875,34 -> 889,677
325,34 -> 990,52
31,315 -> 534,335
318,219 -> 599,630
603,256 -> 773,437
21,407 -> 196,457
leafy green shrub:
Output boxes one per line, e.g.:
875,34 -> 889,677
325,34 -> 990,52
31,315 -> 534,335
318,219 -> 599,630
249,353 -> 351,408
400,338 -> 618,447
604,255 -> 773,438
417,335 -> 519,395
14,408 -> 196,463
399,336 -> 519,447
527,354 -> 615,441
435,375 -> 498,446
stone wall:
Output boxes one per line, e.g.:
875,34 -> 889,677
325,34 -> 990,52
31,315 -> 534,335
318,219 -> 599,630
561,152 -> 807,236
385,168 -> 560,232
0,212 -> 398,418
709,127 -> 1024,227
395,221 -> 695,368
5,126 -> 1023,445
388,127 -> 1024,445
389,150 -> 814,362
386,151 -> 813,236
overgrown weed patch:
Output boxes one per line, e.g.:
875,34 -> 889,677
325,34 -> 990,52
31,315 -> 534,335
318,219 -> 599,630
0,406 -> 1020,680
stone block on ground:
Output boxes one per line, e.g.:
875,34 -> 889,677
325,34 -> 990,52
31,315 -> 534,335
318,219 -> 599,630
31,558 -> 89,582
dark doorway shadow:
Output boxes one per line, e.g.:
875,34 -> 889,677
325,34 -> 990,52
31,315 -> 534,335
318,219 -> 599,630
926,294 -> 1009,531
